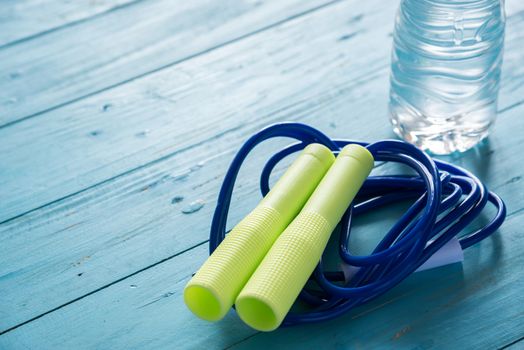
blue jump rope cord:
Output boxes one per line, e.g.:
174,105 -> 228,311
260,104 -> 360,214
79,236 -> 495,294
208,122 -> 506,326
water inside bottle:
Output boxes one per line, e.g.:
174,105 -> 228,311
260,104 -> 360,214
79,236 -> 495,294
389,0 -> 505,154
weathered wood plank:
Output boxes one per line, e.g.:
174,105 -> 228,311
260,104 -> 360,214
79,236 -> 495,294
1,0 -> 524,338
0,0 -> 384,223
0,0 -> 139,48
0,0 -> 397,330
0,0 -> 335,126
2,0 -> 523,224
231,218 -> 524,349
0,244 -> 258,349
504,338 -> 524,350
1,96 -> 522,335
0,210 -> 523,349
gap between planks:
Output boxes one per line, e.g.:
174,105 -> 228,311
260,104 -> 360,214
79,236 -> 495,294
1,98 -> 523,337
1,0 -> 523,225
0,0 -> 342,128
0,209 -> 523,348
0,0 -> 520,344
1,0 -> 524,334
0,0 -> 385,224
0,0 -> 146,50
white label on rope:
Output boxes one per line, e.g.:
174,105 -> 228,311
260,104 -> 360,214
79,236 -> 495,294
340,237 -> 464,284
416,236 -> 464,272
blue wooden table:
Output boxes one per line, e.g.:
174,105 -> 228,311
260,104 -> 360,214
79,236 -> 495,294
1,0 -> 523,348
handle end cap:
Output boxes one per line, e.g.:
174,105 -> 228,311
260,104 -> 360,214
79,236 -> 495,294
184,284 -> 226,321
236,295 -> 279,332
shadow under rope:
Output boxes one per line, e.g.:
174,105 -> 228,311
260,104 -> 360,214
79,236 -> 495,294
223,231 -> 506,349
212,189 -> 507,347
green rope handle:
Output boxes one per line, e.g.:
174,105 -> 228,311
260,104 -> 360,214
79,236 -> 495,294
184,144 -> 335,321
236,144 -> 374,331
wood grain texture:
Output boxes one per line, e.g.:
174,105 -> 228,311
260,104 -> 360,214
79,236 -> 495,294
503,338 -> 524,350
0,0 -> 394,330
0,0 -> 380,223
231,216 -> 524,350
0,0 -> 523,348
0,0 -> 334,127
0,244 -> 259,349
2,0 -> 522,224
0,0 -> 139,48
504,338 -> 524,350
0,210 -> 523,349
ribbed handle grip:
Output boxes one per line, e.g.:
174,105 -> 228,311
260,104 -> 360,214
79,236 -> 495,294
236,144 -> 374,331
235,211 -> 331,331
184,144 -> 335,321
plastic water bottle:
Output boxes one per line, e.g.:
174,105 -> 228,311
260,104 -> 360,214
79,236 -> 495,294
389,0 -> 505,154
